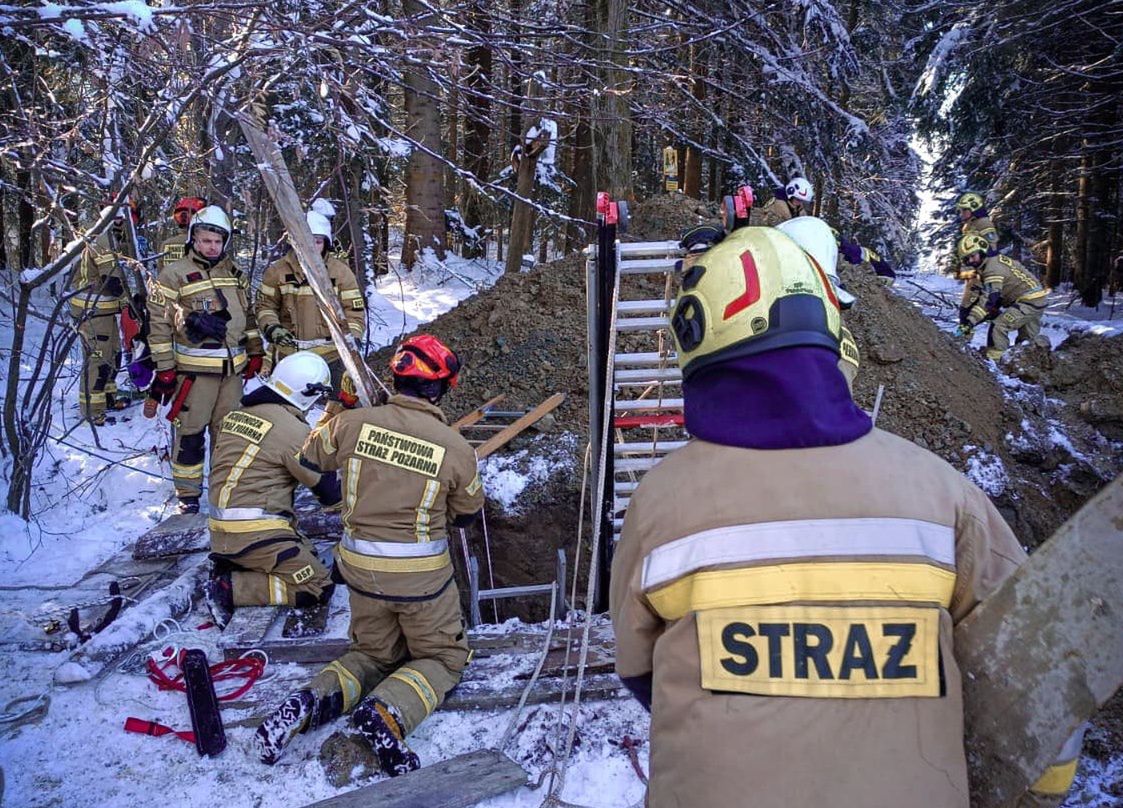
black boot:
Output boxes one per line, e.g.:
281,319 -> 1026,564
177,496 -> 200,514
351,696 -> 420,777
255,690 -> 315,765
203,570 -> 234,630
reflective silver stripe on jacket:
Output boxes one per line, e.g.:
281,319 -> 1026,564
175,344 -> 247,358
210,506 -> 286,521
294,337 -> 333,349
342,535 -> 449,558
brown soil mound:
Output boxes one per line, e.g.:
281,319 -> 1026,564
372,195 -> 1119,619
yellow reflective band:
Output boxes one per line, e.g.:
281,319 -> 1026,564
244,329 -> 261,339
1019,289 -> 1048,302
338,544 -> 451,573
1029,759 -> 1079,796
259,283 -> 277,296
342,456 -> 360,533
466,474 -> 482,497
95,254 -> 116,267
324,661 -> 363,713
208,517 -> 291,533
266,574 -> 287,605
646,562 -> 957,621
156,283 -> 179,301
348,321 -> 364,334
340,289 -> 363,301
840,328 -> 860,369
179,277 -> 241,297
389,667 -> 439,717
173,352 -> 248,372
172,462 -> 205,479
216,443 -> 261,508
698,604 -> 941,699
414,479 -> 441,542
149,341 -> 174,354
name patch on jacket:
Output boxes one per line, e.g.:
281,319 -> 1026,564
355,425 -> 445,477
220,411 -> 273,445
698,605 -> 939,698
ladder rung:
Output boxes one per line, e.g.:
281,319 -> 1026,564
617,258 -> 681,275
617,240 -> 684,258
615,367 -> 682,384
614,351 -> 678,367
614,398 -> 684,412
477,583 -> 555,601
615,456 -> 662,473
614,440 -> 687,456
616,316 -> 669,332
612,518 -> 624,530
616,299 -> 671,314
613,413 -> 685,429
614,481 -> 638,494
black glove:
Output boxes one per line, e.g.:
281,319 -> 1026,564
985,291 -> 1002,319
185,310 -> 229,343
102,275 -> 125,297
871,258 -> 896,279
958,307 -> 972,326
264,324 -> 297,347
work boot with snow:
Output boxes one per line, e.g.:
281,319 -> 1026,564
351,696 -> 420,777
177,496 -> 200,514
203,570 -> 234,630
255,689 -> 315,765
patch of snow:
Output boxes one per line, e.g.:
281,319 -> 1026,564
963,445 -> 1008,496
480,434 -> 578,516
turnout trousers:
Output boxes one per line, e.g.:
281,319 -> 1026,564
210,530 -> 333,608
75,313 -> 120,421
986,301 -> 1046,360
170,372 -> 244,499
308,579 -> 469,736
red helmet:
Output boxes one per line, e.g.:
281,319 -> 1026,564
172,196 -> 207,227
390,335 -> 460,388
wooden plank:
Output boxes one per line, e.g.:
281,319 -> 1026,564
131,513 -> 209,559
451,394 -> 506,430
303,749 -> 526,808
218,606 -> 281,654
960,473 -> 1123,807
443,671 -> 625,712
282,604 -> 331,638
475,393 -> 565,459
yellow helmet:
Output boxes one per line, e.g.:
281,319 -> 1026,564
957,232 -> 990,262
955,192 -> 985,212
670,227 -> 842,380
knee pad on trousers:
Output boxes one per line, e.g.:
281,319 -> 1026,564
275,546 -> 300,564
177,432 -> 206,465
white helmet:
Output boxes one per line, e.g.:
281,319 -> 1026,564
775,216 -> 856,309
306,210 -> 333,249
188,205 -> 233,252
265,351 -> 332,411
785,177 -> 814,205
310,198 -> 337,219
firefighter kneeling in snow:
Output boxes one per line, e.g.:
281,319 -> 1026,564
956,232 -> 1049,360
203,351 -> 342,628
255,334 -> 484,776
610,226 -> 1080,808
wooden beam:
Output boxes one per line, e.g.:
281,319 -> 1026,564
959,473 -> 1123,807
452,394 -> 506,430
302,749 -> 526,808
475,393 -> 565,459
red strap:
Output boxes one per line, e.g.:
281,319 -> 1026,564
124,717 -> 196,745
613,413 -> 684,429
146,650 -> 264,702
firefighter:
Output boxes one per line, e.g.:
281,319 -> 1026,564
69,207 -> 133,425
146,205 -> 264,514
835,229 -> 897,284
776,217 -> 862,393
254,334 -> 483,775
203,351 -> 343,629
955,191 -> 999,251
160,196 -> 207,271
255,209 -> 365,421
956,233 -> 1049,360
758,177 -> 814,226
611,225 -> 1079,808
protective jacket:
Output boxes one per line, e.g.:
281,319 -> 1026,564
159,232 -> 187,270
756,197 -> 803,227
963,214 -> 998,250
69,231 -> 129,319
148,249 -> 263,375
965,254 -> 1046,328
256,252 -> 365,360
299,394 -> 483,599
611,427 -> 1027,808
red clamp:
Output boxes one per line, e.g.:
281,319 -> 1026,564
733,185 -> 754,218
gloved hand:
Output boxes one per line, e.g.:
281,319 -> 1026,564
871,258 -> 896,280
956,323 -> 974,339
958,307 -> 972,326
264,324 -> 297,348
185,310 -> 229,343
339,374 -> 359,409
243,355 -> 264,380
838,237 -> 864,265
984,291 -> 1002,319
150,369 -> 178,405
102,275 -> 125,298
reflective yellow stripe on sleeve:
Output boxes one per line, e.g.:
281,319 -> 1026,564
414,480 -> 441,542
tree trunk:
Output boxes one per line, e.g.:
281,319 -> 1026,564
589,0 -> 632,199
1073,151 -> 1091,291
507,0 -> 523,153
462,0 -> 493,260
682,43 -> 705,199
445,70 -> 460,215
1045,163 -> 1064,288
505,78 -> 545,275
0,161 -> 8,272
566,103 -> 594,253
17,167 -> 33,269
402,0 -> 447,270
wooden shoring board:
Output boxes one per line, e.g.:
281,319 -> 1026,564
475,393 -> 565,459
302,748 -> 527,808
132,509 -> 342,560
452,394 -> 507,430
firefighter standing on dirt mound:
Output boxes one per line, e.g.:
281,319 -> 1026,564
69,205 -> 134,425
610,225 -> 1080,808
255,209 -> 366,425
203,351 -> 343,629
956,191 -> 1000,250
254,333 -> 484,776
160,196 -> 207,270
758,176 -> 814,226
956,232 -> 1049,360
145,205 -> 264,514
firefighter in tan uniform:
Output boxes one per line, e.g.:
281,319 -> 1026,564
203,351 -> 343,629
69,209 -> 132,424
145,205 -> 264,513
755,176 -> 814,226
956,233 -> 1049,360
255,334 -> 484,775
255,210 -> 365,420
159,196 -> 206,271
612,226 -> 1080,808
956,191 -> 999,250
